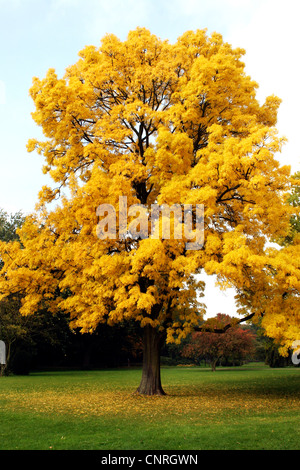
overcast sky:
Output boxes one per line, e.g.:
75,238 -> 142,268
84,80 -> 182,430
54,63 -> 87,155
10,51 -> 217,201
0,0 -> 299,317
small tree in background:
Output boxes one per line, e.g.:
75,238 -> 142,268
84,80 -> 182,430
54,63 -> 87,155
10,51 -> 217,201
182,314 -> 256,371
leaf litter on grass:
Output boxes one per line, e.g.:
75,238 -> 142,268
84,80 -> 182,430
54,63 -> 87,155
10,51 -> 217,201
2,378 -> 300,425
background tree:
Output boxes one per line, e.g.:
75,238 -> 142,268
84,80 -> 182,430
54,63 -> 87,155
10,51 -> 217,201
0,28 -> 297,394
0,209 -> 24,244
264,337 -> 291,368
0,210 -> 24,272
0,210 -> 25,374
0,295 -> 27,375
0,210 -> 73,375
182,314 -> 255,371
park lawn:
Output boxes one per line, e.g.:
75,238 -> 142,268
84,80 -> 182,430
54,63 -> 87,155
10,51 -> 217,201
0,363 -> 299,450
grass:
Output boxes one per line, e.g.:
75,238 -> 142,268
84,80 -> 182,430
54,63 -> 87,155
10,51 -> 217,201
0,363 -> 299,450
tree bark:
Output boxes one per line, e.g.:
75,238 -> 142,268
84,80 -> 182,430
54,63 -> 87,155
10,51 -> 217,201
136,324 -> 166,395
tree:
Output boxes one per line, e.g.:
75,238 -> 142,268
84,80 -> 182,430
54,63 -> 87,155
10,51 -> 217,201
0,210 -> 26,374
0,209 -> 24,243
0,209 -> 24,271
0,28 -> 298,394
182,314 -> 255,371
278,171 -> 300,246
0,295 -> 27,375
0,210 -> 72,375
264,337 -> 291,368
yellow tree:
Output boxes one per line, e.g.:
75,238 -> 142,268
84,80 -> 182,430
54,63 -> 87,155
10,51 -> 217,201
0,28 -> 298,394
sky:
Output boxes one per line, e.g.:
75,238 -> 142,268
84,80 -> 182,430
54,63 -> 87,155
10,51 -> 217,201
0,0 -> 299,318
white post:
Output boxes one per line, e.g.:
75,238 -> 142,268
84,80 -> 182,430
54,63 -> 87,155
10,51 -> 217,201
0,340 -> 6,376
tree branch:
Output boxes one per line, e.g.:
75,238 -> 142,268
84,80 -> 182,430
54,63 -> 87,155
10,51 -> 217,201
194,311 -> 257,334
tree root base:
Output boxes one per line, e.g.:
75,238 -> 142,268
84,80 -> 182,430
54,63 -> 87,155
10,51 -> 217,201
134,388 -> 167,396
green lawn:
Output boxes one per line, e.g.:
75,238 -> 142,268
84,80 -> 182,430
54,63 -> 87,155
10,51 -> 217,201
0,363 -> 299,450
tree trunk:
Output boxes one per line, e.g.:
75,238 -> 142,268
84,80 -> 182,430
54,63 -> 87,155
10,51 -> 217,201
136,325 -> 166,395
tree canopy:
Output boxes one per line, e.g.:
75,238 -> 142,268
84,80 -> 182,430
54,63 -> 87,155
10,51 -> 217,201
0,28 -> 298,393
